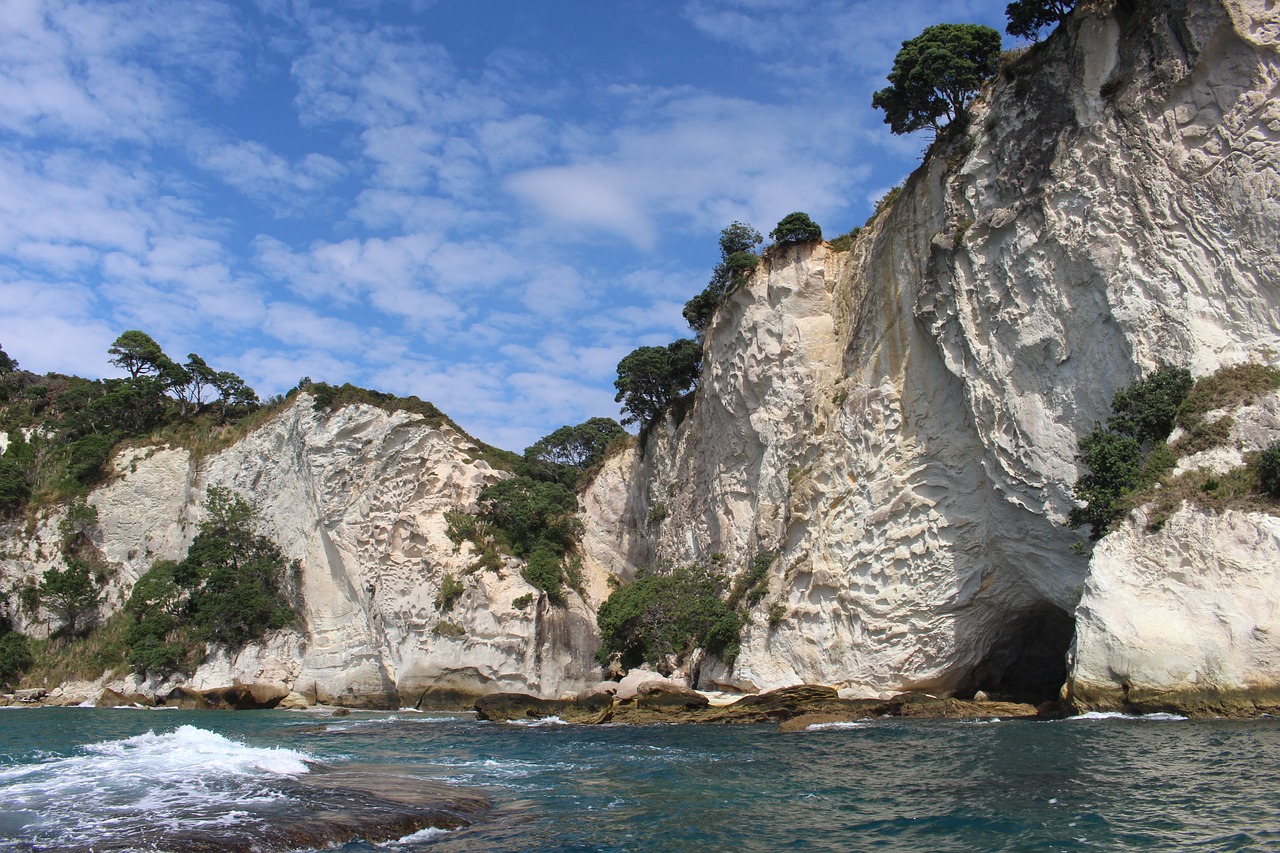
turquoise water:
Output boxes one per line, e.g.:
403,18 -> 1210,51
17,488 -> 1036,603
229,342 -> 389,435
2,708 -> 1279,851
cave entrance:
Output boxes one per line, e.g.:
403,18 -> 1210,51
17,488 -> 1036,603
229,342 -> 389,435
961,605 -> 1075,703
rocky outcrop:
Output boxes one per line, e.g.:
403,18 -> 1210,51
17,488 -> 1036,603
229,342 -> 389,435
473,684 -> 1047,726
580,0 -> 1280,702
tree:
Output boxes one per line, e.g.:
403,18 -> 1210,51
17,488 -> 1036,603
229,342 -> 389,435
614,340 -> 701,428
0,344 -> 16,374
872,23 -> 1002,135
596,564 -> 742,669
718,221 -> 763,257
107,330 -> 167,379
40,559 -> 102,637
0,628 -> 32,689
684,223 -> 762,337
526,418 -> 627,470
477,477 -> 581,556
770,212 -> 823,247
1006,0 -> 1074,41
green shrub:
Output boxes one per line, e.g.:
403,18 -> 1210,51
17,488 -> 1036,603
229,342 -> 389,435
1111,364 -> 1194,445
596,564 -> 742,669
433,620 -> 466,639
477,476 -> 580,556
521,543 -> 565,604
122,488 -> 295,677
1259,442 -> 1280,498
1069,427 -> 1143,540
512,593 -> 534,609
435,573 -> 464,612
0,630 -> 33,688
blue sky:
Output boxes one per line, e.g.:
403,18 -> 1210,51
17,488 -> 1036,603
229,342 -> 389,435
0,0 -> 1011,451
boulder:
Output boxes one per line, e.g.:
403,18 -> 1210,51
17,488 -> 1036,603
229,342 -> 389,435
635,682 -> 709,711
277,691 -> 313,710
96,688 -> 154,708
473,692 -> 569,722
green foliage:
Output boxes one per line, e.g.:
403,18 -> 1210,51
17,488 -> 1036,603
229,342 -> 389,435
435,573 -> 465,613
684,222 -> 762,337
728,551 -> 776,609
0,453 -> 31,516
512,593 -> 534,609
596,564 -> 742,669
108,330 -> 166,380
433,620 -> 466,639
767,603 -> 786,629
40,559 -> 102,638
769,212 -> 823,247
0,344 -> 15,375
614,339 -> 701,428
0,629 -> 33,689
1006,0 -> 1074,40
522,414 -> 627,473
872,24 -> 1002,135
828,229 -> 861,252
122,487 -> 295,677
1069,427 -> 1143,540
1110,364 -> 1194,445
1259,442 -> 1280,499
646,502 -> 668,527
477,476 -> 581,556
522,543 -> 565,604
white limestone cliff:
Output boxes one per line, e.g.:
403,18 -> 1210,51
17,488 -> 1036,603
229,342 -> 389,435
0,398 -> 605,707
581,0 -> 1280,702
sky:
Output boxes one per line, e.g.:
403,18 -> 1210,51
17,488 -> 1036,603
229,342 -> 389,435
0,0 -> 1014,451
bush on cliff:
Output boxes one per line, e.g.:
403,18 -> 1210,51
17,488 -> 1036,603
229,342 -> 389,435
596,564 -> 742,670
123,487 -> 296,677
1259,442 -> 1280,499
769,212 -> 822,247
614,339 -> 701,428
683,222 -> 762,338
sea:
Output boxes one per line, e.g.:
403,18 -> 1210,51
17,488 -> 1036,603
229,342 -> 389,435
1,707 -> 1278,852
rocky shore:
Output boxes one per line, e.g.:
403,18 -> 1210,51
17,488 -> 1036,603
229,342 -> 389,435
474,683 -> 1057,727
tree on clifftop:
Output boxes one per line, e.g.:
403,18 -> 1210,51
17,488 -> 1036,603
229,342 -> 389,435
872,23 -> 1002,136
1006,0 -> 1074,41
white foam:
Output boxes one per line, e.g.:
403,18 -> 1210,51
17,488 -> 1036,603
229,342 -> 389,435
1069,711 -> 1189,722
394,826 -> 451,844
0,726 -> 317,848
511,715 -> 567,727
804,721 -> 869,731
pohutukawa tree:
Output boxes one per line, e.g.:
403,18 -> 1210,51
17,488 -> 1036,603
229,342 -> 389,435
872,23 -> 1002,136
1006,0 -> 1075,41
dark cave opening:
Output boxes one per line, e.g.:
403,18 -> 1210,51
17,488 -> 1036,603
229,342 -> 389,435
959,606 -> 1075,703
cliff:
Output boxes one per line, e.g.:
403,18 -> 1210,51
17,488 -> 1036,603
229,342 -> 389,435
582,0 -> 1280,703
4,0 -> 1279,713
1,400 -> 604,707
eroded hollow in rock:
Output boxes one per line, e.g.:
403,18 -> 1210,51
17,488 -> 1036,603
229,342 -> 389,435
960,605 -> 1075,702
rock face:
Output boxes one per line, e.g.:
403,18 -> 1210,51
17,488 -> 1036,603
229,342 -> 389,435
3,0 -> 1278,713
0,399 -> 605,707
580,0 -> 1280,701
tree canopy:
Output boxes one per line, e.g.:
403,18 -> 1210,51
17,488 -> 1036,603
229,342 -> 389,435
770,212 -> 823,247
525,417 -> 626,471
1006,0 -> 1074,41
872,23 -> 1002,135
614,339 -> 701,428
684,222 -> 762,337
